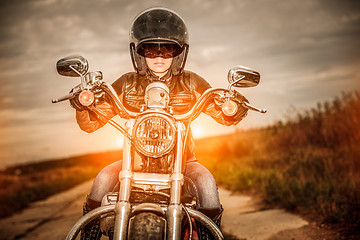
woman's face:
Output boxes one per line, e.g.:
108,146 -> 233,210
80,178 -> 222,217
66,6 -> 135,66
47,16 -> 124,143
141,43 -> 178,78
145,57 -> 173,77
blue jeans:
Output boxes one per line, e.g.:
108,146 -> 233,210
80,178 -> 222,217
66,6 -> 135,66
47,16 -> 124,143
88,160 -> 221,210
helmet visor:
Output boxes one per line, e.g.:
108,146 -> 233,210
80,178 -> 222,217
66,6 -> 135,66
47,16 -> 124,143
137,43 -> 183,59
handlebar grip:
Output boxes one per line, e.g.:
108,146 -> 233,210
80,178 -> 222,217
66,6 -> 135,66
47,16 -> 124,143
52,93 -> 75,103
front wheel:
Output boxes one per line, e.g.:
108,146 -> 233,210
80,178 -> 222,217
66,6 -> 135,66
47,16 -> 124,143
128,212 -> 166,240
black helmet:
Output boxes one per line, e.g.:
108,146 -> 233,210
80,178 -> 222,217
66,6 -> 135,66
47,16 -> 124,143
129,7 -> 189,75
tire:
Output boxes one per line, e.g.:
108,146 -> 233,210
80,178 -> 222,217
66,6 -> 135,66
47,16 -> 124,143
128,212 -> 166,240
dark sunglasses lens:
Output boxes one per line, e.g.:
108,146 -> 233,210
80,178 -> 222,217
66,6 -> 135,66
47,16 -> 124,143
139,44 -> 181,58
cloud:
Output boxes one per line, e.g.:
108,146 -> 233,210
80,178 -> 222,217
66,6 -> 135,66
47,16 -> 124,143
0,0 -> 359,166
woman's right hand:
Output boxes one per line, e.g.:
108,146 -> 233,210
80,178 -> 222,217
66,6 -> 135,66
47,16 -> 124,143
69,94 -> 86,111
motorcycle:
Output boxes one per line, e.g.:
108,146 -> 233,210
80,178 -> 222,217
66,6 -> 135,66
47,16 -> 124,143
53,55 -> 266,240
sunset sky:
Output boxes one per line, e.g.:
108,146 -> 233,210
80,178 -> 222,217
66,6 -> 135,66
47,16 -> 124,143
0,0 -> 359,168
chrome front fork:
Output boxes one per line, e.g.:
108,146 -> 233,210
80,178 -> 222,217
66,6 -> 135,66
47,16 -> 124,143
112,120 -> 185,240
167,122 -> 185,240
113,120 -> 134,240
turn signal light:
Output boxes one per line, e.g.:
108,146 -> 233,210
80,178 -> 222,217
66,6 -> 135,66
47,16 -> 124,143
78,90 -> 95,106
222,100 -> 238,116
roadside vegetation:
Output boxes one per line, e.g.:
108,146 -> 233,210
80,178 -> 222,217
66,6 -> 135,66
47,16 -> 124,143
1,91 -> 359,237
0,151 -> 121,218
197,91 -> 360,237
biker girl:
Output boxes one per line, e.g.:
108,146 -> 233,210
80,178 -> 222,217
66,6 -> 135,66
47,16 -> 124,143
70,7 -> 248,240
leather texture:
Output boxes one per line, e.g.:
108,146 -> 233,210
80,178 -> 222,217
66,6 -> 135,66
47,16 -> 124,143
75,70 -> 248,159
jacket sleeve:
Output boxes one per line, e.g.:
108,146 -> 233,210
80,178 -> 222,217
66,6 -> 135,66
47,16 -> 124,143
189,71 -> 248,126
203,97 -> 248,126
75,74 -> 128,133
75,100 -> 117,133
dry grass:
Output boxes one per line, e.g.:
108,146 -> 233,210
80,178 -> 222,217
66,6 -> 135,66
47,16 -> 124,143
196,91 -> 360,237
0,151 -> 121,218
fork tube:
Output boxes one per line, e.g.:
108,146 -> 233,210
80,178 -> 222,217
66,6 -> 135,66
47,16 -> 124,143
167,122 -> 184,240
113,120 -> 134,240
173,122 -> 184,175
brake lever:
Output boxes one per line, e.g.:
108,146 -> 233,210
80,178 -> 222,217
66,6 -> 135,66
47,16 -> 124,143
242,101 -> 267,113
52,92 -> 75,103
51,83 -> 83,104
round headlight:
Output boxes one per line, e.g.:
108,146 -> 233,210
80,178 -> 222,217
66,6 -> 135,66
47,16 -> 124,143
133,114 -> 176,158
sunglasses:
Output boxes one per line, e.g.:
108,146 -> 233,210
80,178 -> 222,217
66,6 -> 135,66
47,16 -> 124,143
138,44 -> 181,59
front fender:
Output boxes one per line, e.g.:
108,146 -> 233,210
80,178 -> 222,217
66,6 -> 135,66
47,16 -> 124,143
65,205 -> 224,240
186,208 -> 224,240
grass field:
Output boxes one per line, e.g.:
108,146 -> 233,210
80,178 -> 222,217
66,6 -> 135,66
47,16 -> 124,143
1,91 -> 359,237
197,91 -> 360,237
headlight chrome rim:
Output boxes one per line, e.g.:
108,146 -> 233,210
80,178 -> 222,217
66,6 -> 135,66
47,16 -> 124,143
133,113 -> 176,158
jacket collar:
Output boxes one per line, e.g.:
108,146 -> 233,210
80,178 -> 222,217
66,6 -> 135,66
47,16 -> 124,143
146,69 -> 172,83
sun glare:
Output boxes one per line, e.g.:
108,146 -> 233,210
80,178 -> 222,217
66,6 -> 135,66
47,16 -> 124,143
192,126 -> 203,139
116,137 -> 124,147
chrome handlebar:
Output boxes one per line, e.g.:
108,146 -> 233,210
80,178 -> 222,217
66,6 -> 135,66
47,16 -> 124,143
52,77 -> 267,119
101,83 -> 267,120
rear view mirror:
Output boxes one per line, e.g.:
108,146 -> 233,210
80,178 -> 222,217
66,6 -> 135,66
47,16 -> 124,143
227,66 -> 260,88
56,55 -> 89,77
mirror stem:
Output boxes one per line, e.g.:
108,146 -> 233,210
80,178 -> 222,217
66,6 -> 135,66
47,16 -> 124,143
228,75 -> 245,90
69,65 -> 83,77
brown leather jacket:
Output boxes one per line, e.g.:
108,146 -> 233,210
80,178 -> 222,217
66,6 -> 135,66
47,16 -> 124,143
75,70 -> 247,160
